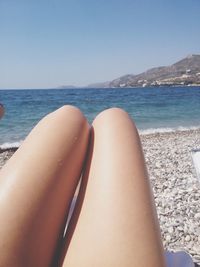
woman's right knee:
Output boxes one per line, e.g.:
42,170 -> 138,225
47,105 -> 87,123
40,105 -> 90,135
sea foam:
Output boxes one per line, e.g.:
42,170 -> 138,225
0,141 -> 22,150
139,125 -> 200,135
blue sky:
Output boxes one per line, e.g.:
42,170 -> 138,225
0,0 -> 200,89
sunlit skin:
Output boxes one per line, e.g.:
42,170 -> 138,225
0,106 -> 166,267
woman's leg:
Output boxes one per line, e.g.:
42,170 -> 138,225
61,108 -> 166,267
0,106 -> 90,267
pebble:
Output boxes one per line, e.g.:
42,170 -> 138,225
185,235 -> 191,242
168,226 -> 174,234
195,213 -> 200,219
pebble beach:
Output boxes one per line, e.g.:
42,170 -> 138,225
1,129 -> 200,264
141,129 -> 200,264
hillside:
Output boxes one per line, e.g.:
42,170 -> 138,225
109,55 -> 200,87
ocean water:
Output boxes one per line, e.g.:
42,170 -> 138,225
0,86 -> 200,148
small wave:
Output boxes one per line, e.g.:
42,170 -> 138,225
139,125 -> 200,135
0,141 -> 22,150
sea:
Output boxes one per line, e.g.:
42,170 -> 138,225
0,86 -> 200,149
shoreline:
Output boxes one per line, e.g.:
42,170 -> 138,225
1,127 -> 200,152
0,128 -> 200,264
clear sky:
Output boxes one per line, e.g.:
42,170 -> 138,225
0,0 -> 200,89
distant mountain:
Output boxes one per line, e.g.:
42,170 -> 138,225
57,85 -> 77,89
87,81 -> 110,88
109,54 -> 200,87
57,55 -> 200,89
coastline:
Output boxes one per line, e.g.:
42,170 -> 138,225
1,128 -> 200,264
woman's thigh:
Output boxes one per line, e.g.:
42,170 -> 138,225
61,108 -> 166,267
0,106 -> 90,267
